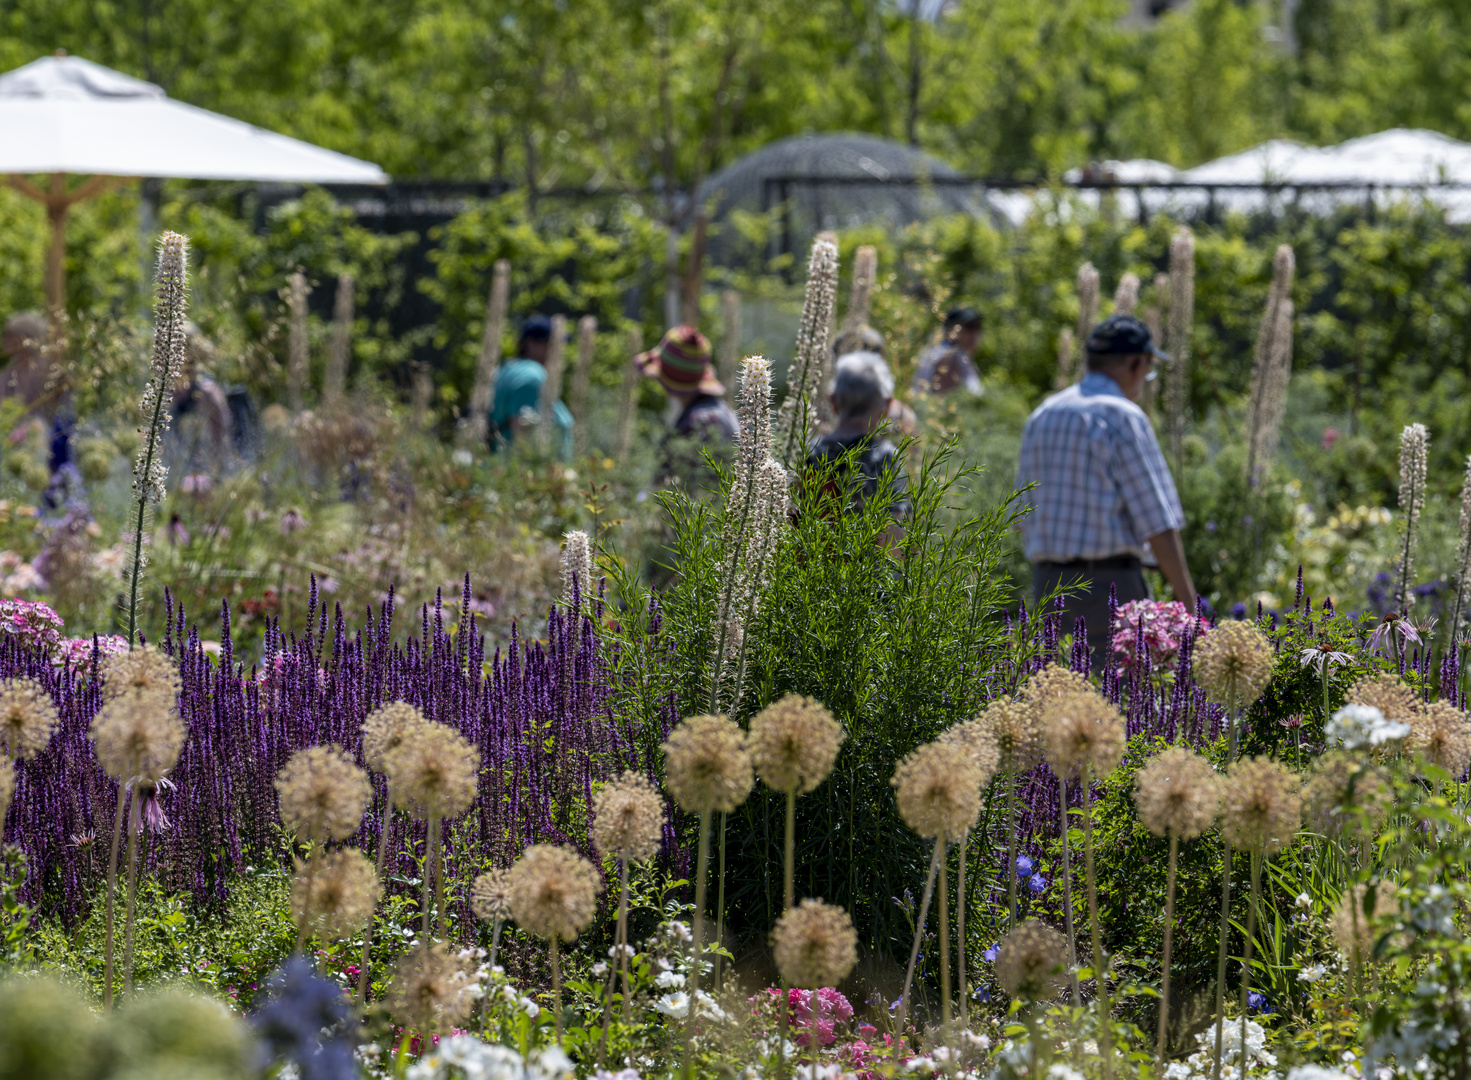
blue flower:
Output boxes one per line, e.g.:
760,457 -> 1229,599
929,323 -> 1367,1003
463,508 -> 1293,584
1014,855 -> 1034,879
252,957 -> 359,1080
1029,873 -> 1048,894
982,942 -> 1000,963
1247,990 -> 1273,1015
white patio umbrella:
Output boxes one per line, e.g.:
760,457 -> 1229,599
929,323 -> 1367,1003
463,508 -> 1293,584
0,51 -> 389,312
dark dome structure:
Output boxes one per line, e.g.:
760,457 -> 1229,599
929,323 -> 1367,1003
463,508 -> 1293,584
700,133 -> 984,263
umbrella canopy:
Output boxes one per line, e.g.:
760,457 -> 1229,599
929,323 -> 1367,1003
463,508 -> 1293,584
0,53 -> 389,311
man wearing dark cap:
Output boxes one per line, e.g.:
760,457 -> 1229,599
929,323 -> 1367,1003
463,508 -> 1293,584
637,325 -> 739,489
1016,313 -> 1197,668
912,307 -> 984,396
491,314 -> 573,457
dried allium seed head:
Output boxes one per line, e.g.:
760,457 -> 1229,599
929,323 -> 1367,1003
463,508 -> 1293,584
770,898 -> 858,989
0,677 -> 59,760
891,740 -> 983,841
748,694 -> 845,796
275,745 -> 371,842
1349,673 -> 1419,727
385,722 -> 480,820
471,868 -> 512,923
978,699 -> 1042,774
995,919 -> 1069,1001
1409,700 -> 1471,775
1040,690 -> 1125,778
506,843 -> 601,942
662,713 -> 753,815
1021,664 -> 1092,708
387,942 -> 475,1034
1193,621 -> 1275,706
1302,752 -> 1392,839
101,645 -> 181,704
939,717 -> 1000,789
1133,746 -> 1221,839
89,689 -> 185,782
1220,756 -> 1301,854
591,772 -> 665,862
291,848 -> 381,939
360,700 -> 428,775
1332,881 -> 1397,962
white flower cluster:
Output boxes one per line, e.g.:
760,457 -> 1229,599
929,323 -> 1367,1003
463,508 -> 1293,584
1164,1018 -> 1278,1080
653,989 -> 727,1022
405,1036 -> 574,1080
1326,704 -> 1410,751
1285,1066 -> 1355,1080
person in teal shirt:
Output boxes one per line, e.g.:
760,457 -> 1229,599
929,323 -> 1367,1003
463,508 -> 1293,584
490,314 -> 574,458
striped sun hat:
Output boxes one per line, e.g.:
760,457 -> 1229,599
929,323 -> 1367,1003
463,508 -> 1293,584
638,326 -> 724,395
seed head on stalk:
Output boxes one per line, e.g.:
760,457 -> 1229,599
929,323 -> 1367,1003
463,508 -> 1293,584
773,237 -> 838,464
1396,423 -> 1429,612
562,530 -> 593,609
1245,245 -> 1295,482
126,231 -> 189,645
0,677 -> 59,761
1165,228 -> 1195,463
1073,262 -> 1100,385
1448,455 -> 1471,643
1113,272 -> 1140,315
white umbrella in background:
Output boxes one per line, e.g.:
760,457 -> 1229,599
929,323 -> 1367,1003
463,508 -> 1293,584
0,51 -> 389,313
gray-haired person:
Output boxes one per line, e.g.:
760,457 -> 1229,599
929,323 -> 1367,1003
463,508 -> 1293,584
805,352 -> 911,532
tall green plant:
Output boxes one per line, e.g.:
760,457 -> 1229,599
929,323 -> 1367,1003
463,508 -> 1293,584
610,439 -> 1023,954
126,231 -> 189,646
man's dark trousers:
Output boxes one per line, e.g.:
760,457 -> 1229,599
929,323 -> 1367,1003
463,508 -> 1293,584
1033,556 -> 1149,673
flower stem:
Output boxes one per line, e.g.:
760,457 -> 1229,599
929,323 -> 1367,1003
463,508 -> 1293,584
686,811 -> 711,1080
126,380 -> 170,648
1083,766 -> 1112,1080
1059,776 -> 1080,1006
1007,774 -> 1019,931
958,827 -> 968,1028
938,842 -> 952,1034
122,789 -> 142,1000
422,814 -> 440,938
784,787 -> 796,913
1211,839 -> 1235,1080
716,811 -> 727,989
358,784 -> 393,1004
898,837 -> 943,1039
103,779 -> 128,1010
619,857 -> 633,1022
550,935 -> 563,1041
1238,852 -> 1263,1071
1157,834 -> 1180,1070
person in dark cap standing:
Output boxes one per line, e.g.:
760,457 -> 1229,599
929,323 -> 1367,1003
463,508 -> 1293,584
490,314 -> 573,457
912,306 -> 984,396
637,325 -> 739,490
1016,313 -> 1196,669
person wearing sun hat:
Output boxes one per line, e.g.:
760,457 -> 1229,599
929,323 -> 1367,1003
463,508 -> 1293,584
1016,313 -> 1196,669
638,325 -> 739,488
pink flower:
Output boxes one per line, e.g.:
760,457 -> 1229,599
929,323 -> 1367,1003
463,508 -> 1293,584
279,509 -> 306,535
0,598 -> 64,653
181,473 -> 212,495
1321,427 -> 1339,451
1111,599 -> 1210,676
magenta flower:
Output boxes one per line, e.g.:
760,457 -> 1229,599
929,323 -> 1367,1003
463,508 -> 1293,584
0,598 -> 64,653
1111,599 -> 1210,676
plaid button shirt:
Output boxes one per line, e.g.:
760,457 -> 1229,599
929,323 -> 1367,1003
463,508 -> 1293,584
1015,372 -> 1184,562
